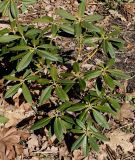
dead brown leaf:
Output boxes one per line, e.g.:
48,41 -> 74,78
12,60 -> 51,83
0,127 -> 29,160
105,130 -> 134,153
27,134 -> 39,151
116,103 -> 135,121
72,150 -> 84,160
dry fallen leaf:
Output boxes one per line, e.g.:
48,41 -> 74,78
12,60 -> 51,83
27,134 -> 39,151
116,103 -> 135,121
72,150 -> 84,160
105,130 -> 134,153
0,127 -> 29,160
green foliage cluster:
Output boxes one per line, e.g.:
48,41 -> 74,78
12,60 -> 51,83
0,0 -> 130,156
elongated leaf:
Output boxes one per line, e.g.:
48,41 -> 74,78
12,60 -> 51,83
74,23 -> 82,37
60,24 -> 74,35
107,42 -> 115,58
39,86 -> 52,105
95,104 -> 116,115
37,50 -> 62,62
10,0 -> 18,18
79,79 -> 86,91
73,62 -> 80,73
31,117 -> 51,130
0,115 -> 8,124
102,39 -> 108,53
108,69 -> 130,79
37,78 -> 50,85
67,103 -> 86,112
84,70 -> 102,80
109,98 -> 120,111
106,58 -> 115,68
0,35 -> 21,43
62,115 -> 74,124
58,102 -> 72,111
26,75 -> 39,81
82,136 -> 89,156
9,45 -> 31,51
17,51 -> 33,72
54,117 -> 64,141
78,0 -> 85,17
22,83 -> 32,103
76,119 -> 85,129
85,14 -> 103,22
50,66 -> 58,81
71,134 -> 85,151
89,137 -> 99,152
56,86 -> 69,102
56,8 -> 76,20
103,74 -> 115,90
93,132 -> 108,141
4,75 -> 20,81
71,129 -> 84,134
33,16 -> 53,23
93,110 -> 109,129
5,84 -> 21,98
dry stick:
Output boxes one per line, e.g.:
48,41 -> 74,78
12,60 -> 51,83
82,41 -> 103,65
76,35 -> 83,62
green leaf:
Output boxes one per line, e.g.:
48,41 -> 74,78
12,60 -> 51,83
76,119 -> 85,129
37,78 -> 50,85
82,136 -> 89,156
17,51 -> 33,72
95,104 -> 116,115
56,86 -> 69,102
102,39 -> 108,53
54,117 -> 64,141
108,69 -> 130,79
50,66 -> 58,81
93,132 -> 108,141
60,24 -> 74,35
71,129 -> 84,134
56,8 -> 76,20
9,45 -> 31,51
67,103 -> 86,112
22,83 -> 32,103
93,110 -> 109,129
107,42 -> 115,58
37,50 -> 62,62
74,23 -> 82,37
106,58 -> 115,68
39,86 -> 52,105
51,24 -> 58,36
85,14 -> 103,22
5,84 -> 21,98
58,102 -> 72,111
109,98 -> 120,111
78,0 -> 85,17
31,117 -> 51,130
0,35 -> 21,43
10,0 -> 18,18
4,75 -> 20,81
89,137 -> 99,152
0,115 -> 8,124
26,75 -> 39,81
62,115 -> 75,124
71,134 -> 85,151
84,70 -> 102,80
103,74 -> 115,90
79,79 -> 86,91
73,62 -> 80,73
33,16 -> 53,23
